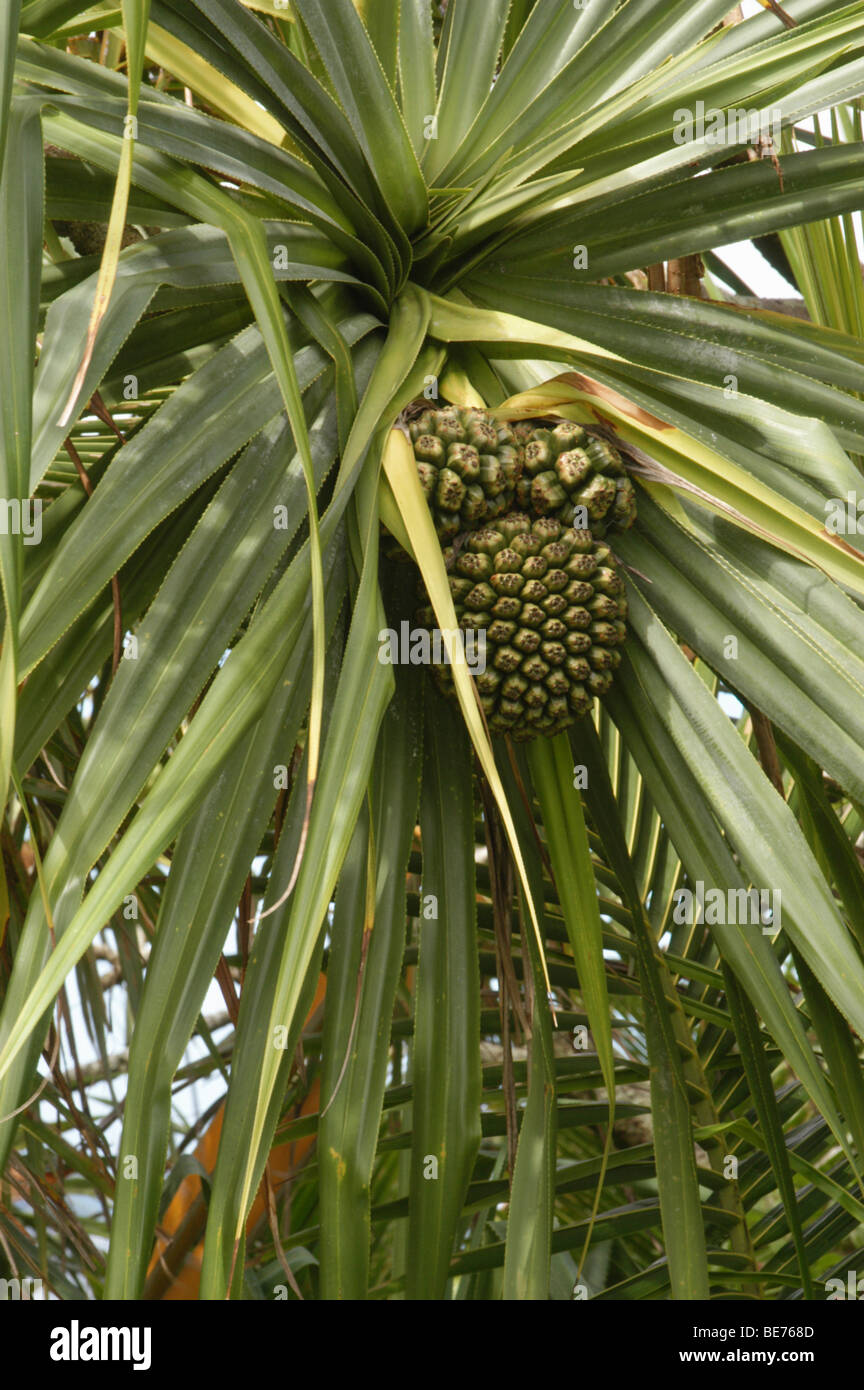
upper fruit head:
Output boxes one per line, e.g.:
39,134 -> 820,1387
408,406 -> 524,542
514,419 -> 637,536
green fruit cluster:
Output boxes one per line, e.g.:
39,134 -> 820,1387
409,407 -> 636,544
512,420 -> 637,536
417,514 -> 628,740
401,404 -> 635,740
407,407 -> 523,541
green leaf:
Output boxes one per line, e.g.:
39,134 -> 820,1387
406,689 -> 481,1300
615,494 -> 864,805
624,586 -> 864,1050
467,278 -> 864,440
604,664 -> 851,1162
0,101 -> 40,809
576,720 -> 724,1296
496,145 -> 864,283
722,965 -> 812,1298
292,0 -> 428,236
164,0 -> 397,229
439,0 -> 734,188
0,0 -> 22,178
14,495 -> 208,770
200,450 -> 393,1297
398,0 -> 436,153
781,740 -> 864,952
318,662 -> 423,1300
525,736 -> 616,1104
0,509 -> 348,1169
498,754 -> 557,1302
55,0 -> 151,429
31,225 -> 367,489
352,0 -> 399,87
380,421 -> 550,990
197,722 -> 335,1301
23,306 -> 375,670
791,949 -> 864,1170
104,626 -> 317,1297
424,0 -> 509,182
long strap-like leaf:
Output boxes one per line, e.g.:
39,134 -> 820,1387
319,663 -> 423,1299
406,689 -> 481,1299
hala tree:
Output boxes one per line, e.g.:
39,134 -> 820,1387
1,0 -> 864,1300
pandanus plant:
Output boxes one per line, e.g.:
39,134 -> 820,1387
2,0 -> 864,1300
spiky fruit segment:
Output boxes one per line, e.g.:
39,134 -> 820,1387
406,406 -> 524,543
512,419 -> 636,534
418,513 -> 628,741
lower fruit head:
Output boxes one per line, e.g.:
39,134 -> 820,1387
416,512 -> 628,741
